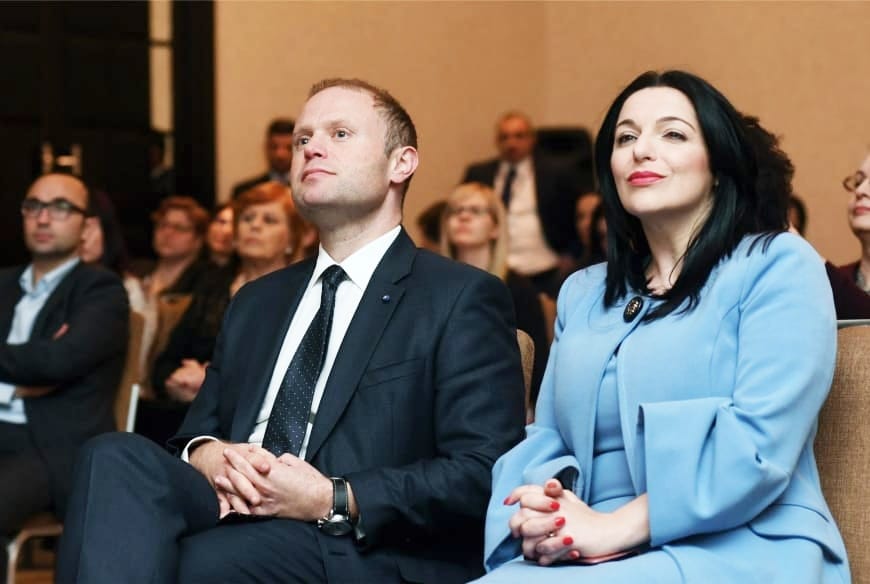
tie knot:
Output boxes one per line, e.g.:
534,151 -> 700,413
321,265 -> 347,291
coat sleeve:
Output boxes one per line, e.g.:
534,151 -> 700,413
483,271 -> 592,571
638,235 -> 837,546
344,272 -> 526,548
0,270 -> 129,387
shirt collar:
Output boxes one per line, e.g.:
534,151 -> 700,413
310,226 -> 402,292
19,257 -> 80,296
499,156 -> 533,177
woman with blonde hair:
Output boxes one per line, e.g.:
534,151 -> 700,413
440,182 -> 548,409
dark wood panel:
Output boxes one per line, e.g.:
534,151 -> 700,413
0,3 -> 40,33
61,1 -> 148,39
0,36 -> 41,119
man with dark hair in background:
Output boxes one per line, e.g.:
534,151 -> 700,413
58,79 -> 524,583
231,118 -> 296,198
0,173 -> 128,576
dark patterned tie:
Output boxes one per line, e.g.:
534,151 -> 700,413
501,165 -> 517,208
262,265 -> 347,456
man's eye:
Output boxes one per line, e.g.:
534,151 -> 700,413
53,201 -> 73,211
335,129 -> 348,138
295,137 -> 309,147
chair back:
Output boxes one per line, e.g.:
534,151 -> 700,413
140,293 -> 192,398
516,330 -> 535,423
114,310 -> 144,431
815,324 -> 870,581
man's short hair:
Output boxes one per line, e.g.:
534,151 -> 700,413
267,118 -> 295,137
308,78 -> 418,155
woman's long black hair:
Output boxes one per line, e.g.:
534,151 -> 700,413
595,70 -> 788,320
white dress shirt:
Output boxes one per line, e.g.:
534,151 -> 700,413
182,226 -> 401,461
495,158 -> 560,275
0,258 -> 80,424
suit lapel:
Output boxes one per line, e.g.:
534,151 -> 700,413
230,260 -> 315,442
303,231 -> 415,461
0,268 -> 26,339
31,263 -> 82,338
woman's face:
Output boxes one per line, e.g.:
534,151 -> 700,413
207,206 -> 234,257
610,87 -> 714,230
236,200 -> 291,263
847,154 -> 870,237
153,208 -> 202,261
79,217 -> 104,263
445,193 -> 498,251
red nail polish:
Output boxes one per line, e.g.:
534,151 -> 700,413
554,517 -> 565,527
549,501 -> 560,511
503,496 -> 512,505
563,536 -> 574,546
569,550 -> 580,560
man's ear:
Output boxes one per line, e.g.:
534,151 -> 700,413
389,146 -> 418,187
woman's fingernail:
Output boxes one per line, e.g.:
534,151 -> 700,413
549,501 -> 560,510
563,536 -> 574,546
503,496 -> 512,505
555,516 -> 566,527
569,550 -> 580,560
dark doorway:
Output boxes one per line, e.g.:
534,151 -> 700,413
0,1 -> 152,266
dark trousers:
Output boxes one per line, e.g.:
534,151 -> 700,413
56,433 -> 401,584
0,421 -> 53,581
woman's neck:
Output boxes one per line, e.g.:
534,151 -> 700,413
455,245 -> 492,273
238,256 -> 287,283
149,254 -> 196,296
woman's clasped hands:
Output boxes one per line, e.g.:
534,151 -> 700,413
504,479 -> 644,566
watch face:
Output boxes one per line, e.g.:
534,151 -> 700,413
319,516 -> 353,536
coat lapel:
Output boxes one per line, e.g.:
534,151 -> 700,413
303,231 -> 415,461
230,260 -> 315,442
0,268 -> 25,338
31,263 -> 82,338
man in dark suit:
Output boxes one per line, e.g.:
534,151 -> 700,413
0,174 -> 129,566
463,112 -> 583,296
230,118 -> 296,199
57,79 -> 525,583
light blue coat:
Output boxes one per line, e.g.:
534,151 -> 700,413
482,234 -> 850,583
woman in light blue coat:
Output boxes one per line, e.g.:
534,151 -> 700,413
477,70 -> 849,583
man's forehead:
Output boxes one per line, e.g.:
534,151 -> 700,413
498,117 -> 532,134
298,87 -> 376,124
28,175 -> 86,203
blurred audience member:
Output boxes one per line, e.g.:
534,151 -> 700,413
587,202 -> 608,266
788,195 -> 808,236
574,191 -> 603,268
441,182 -> 548,413
416,199 -> 447,252
139,182 -> 314,445
80,191 -> 146,313
827,153 -> 870,319
132,196 -> 211,377
231,118 -> 295,199
462,112 -> 582,297
743,113 -> 869,319
205,203 -> 235,268
0,175 -> 128,573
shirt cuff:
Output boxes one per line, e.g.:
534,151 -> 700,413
180,435 -> 219,463
0,383 -> 15,405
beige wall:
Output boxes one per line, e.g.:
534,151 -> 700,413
215,1 -> 870,264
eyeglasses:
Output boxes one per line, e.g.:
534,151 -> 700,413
21,198 -> 87,220
843,171 -> 868,193
155,220 -> 195,233
446,204 -> 491,217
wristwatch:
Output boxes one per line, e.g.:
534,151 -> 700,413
317,477 -> 354,536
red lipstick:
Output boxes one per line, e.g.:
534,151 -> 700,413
628,171 -> 664,186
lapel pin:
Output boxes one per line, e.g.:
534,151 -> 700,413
381,294 -> 391,303
623,296 -> 644,323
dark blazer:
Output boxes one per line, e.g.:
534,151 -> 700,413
230,173 -> 271,199
462,156 -> 586,258
825,260 -> 870,319
0,263 -> 129,511
170,231 -> 526,583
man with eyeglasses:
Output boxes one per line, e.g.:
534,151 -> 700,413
0,173 -> 129,576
